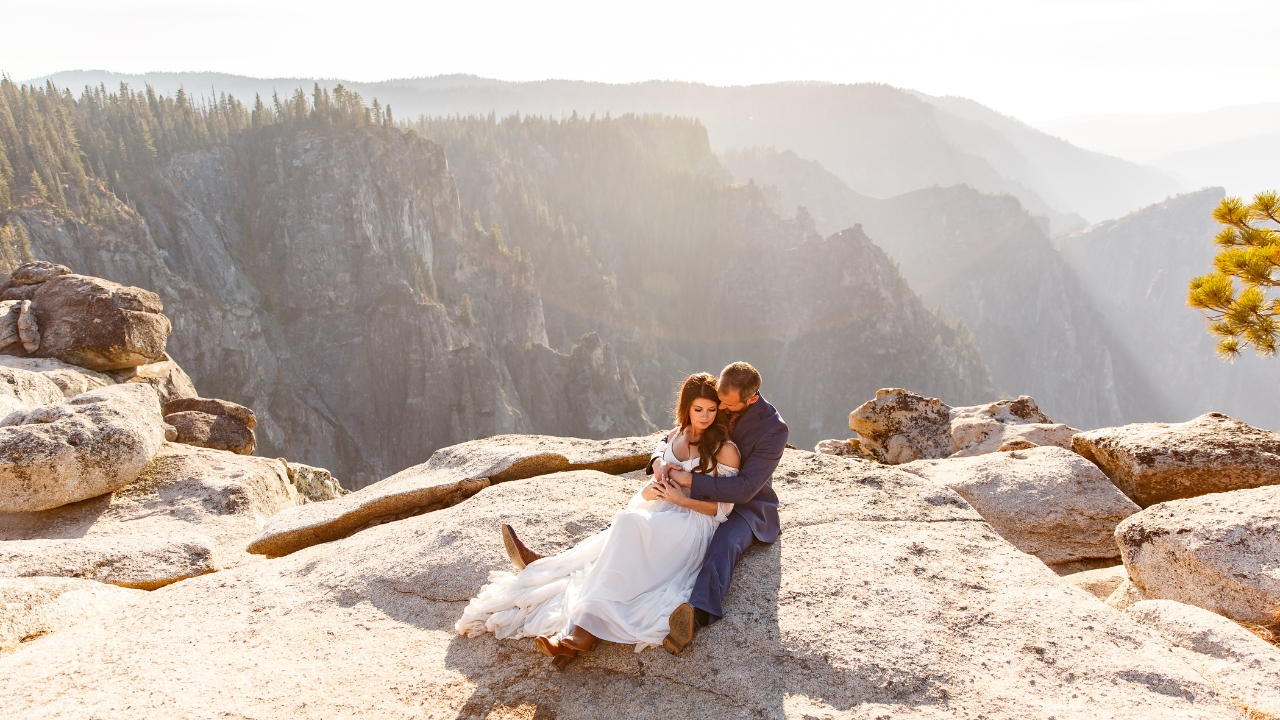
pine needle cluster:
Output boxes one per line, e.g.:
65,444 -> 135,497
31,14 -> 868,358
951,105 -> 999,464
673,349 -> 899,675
1188,191 -> 1280,359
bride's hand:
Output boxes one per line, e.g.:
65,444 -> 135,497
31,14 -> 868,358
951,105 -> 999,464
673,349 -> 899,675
652,458 -> 669,483
651,478 -> 686,507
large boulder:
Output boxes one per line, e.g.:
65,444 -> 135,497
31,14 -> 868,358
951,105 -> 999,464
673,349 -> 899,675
1073,412 -> 1280,507
0,576 -> 143,653
162,397 -> 257,429
248,432 -> 663,558
0,534 -> 217,589
848,388 -> 952,463
0,450 -> 1239,718
948,397 -> 1078,457
6,260 -> 70,286
1115,484 -> 1280,625
164,411 -> 256,455
0,442 -> 304,569
901,446 -> 1141,567
0,383 -> 168,512
15,273 -> 171,371
848,390 -> 1077,464
1126,599 -> 1280,718
162,397 -> 257,455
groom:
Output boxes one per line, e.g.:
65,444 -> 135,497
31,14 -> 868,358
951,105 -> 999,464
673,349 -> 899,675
649,361 -> 788,655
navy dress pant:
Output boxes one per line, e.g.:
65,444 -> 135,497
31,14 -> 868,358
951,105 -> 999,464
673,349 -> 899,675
689,511 -> 760,622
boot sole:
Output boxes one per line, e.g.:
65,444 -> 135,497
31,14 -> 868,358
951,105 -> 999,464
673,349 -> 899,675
501,524 -> 527,571
535,636 -> 578,659
664,603 -> 695,655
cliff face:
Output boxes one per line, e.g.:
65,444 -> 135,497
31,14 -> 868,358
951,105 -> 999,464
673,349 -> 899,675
4,125 -> 652,488
723,148 -> 1124,429
425,116 -> 993,449
1059,188 -> 1280,430
2,100 -> 995,479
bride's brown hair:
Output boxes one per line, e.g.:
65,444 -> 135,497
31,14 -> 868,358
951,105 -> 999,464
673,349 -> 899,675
673,373 -> 730,474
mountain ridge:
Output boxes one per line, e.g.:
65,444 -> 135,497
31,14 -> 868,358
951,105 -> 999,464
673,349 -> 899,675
32,71 -> 1181,225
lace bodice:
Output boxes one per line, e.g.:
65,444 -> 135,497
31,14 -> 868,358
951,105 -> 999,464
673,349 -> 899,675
653,435 -> 737,523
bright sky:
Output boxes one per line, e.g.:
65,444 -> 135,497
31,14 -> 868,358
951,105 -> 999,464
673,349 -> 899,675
2,0 -> 1276,122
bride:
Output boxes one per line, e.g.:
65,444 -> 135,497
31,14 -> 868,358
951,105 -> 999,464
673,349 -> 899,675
455,372 -> 740,665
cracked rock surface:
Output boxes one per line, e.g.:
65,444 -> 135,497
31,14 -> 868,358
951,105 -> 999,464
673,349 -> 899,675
247,432 -> 663,558
0,442 -> 303,570
900,446 -> 1140,567
0,450 -> 1241,718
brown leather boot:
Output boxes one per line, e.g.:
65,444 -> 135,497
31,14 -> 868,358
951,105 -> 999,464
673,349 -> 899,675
560,625 -> 599,653
663,603 -> 696,655
502,524 -> 543,570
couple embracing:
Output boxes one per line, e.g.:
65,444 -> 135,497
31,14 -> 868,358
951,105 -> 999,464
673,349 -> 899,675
455,362 -> 789,667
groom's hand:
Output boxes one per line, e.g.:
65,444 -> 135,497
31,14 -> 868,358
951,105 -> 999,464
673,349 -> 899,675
668,468 -> 693,489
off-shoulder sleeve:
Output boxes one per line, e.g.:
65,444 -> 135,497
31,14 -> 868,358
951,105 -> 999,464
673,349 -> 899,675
712,462 -> 737,523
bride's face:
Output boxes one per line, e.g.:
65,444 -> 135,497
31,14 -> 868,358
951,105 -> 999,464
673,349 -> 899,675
688,397 -> 718,432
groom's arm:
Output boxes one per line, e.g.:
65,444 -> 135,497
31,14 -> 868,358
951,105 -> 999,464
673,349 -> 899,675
682,422 -> 789,504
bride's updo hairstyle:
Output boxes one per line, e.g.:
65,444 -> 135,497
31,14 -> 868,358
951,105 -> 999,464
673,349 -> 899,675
673,373 -> 730,474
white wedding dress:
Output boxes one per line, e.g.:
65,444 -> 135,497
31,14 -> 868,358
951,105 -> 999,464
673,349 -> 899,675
455,437 -> 737,651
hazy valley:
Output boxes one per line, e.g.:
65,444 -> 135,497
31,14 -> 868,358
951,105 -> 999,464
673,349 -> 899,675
1,74 -> 1272,485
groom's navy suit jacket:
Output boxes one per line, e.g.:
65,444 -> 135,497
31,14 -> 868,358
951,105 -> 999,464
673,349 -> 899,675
690,396 -> 788,543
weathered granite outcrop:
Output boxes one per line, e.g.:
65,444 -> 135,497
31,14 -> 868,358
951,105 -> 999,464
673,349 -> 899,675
848,389 -> 1077,464
1127,599 -> 1280,718
280,460 -> 345,503
1073,413 -> 1280,507
0,450 -> 1240,718
0,442 -> 303,569
161,396 -> 257,455
0,270 -> 173,371
247,433 -> 663,558
848,388 -> 952,463
901,446 -> 1140,567
1115,484 -> 1280,625
0,533 -> 217,589
0,576 -> 143,653
948,397 -> 1078,457
0,383 -> 168,512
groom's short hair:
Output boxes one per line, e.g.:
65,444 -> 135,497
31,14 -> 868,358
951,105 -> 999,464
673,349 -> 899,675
719,362 -> 762,401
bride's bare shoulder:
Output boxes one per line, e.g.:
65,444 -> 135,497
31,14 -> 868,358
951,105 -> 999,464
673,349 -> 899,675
715,441 -> 741,468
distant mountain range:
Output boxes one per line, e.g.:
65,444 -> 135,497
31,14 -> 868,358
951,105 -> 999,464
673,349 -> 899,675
33,72 -> 1183,227
1038,103 -> 1280,200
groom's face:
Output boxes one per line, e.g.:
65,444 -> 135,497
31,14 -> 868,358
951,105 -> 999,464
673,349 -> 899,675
716,386 -> 756,416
